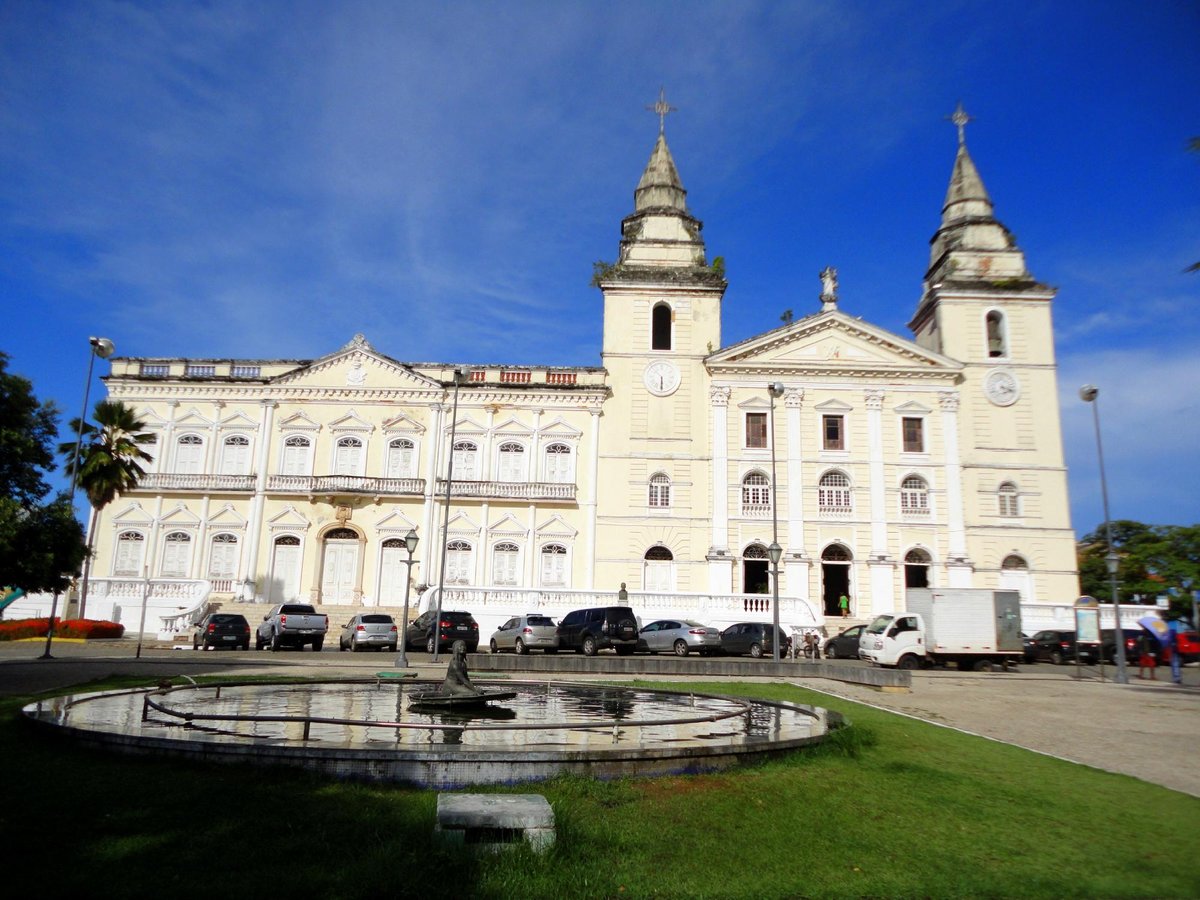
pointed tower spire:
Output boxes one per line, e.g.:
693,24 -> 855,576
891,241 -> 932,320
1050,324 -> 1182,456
924,104 -> 1032,285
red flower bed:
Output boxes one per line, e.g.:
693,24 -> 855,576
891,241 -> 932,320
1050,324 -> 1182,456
0,618 -> 125,641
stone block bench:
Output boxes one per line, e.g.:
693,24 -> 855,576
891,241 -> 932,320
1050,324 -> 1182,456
435,794 -> 555,853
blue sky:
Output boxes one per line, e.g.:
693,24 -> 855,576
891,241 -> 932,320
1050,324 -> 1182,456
2,1 -> 1197,536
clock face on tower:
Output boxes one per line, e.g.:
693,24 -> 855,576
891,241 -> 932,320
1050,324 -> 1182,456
643,360 -> 681,397
983,368 -> 1020,406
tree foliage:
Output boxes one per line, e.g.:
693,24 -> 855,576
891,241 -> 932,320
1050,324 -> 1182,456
1077,519 -> 1200,619
0,353 -> 86,592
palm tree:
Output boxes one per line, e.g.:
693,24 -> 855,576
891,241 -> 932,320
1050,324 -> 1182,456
60,400 -> 154,618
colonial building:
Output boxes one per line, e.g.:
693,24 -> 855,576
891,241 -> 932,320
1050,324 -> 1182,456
76,110 -> 1080,638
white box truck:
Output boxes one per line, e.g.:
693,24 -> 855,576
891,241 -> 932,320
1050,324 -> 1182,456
859,588 -> 1022,671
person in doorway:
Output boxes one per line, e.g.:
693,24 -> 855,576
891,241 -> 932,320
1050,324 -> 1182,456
839,593 -> 850,618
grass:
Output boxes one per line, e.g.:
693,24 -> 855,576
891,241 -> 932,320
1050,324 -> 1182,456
2,676 -> 1197,899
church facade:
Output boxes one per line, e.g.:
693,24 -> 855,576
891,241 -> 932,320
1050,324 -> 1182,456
82,114 -> 1080,637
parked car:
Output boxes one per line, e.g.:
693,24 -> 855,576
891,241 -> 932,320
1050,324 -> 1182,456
638,620 -> 721,656
1101,628 -> 1158,665
489,614 -> 559,654
255,603 -> 328,651
1025,629 -> 1098,665
406,610 -> 479,654
1021,632 -> 1037,663
719,622 -> 790,658
193,613 -> 250,651
823,624 -> 865,660
1175,630 -> 1200,664
556,606 -> 640,656
338,613 -> 399,652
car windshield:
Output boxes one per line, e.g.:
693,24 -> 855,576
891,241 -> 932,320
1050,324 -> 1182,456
865,615 -> 894,635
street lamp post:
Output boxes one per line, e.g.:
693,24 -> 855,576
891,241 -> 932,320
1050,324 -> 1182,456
1080,384 -> 1128,684
394,529 -> 420,669
432,368 -> 468,663
70,337 -> 115,620
768,382 -> 785,661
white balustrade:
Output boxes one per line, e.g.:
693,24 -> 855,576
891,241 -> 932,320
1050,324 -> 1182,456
437,480 -> 577,501
266,475 -> 425,495
136,473 -> 257,492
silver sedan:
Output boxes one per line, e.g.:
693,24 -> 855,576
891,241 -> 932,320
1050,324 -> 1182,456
638,620 -> 721,656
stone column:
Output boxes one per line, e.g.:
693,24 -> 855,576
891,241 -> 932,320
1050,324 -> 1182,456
707,386 -> 733,592
585,407 -> 601,589
865,390 -> 888,556
940,392 -> 973,587
242,399 -> 276,599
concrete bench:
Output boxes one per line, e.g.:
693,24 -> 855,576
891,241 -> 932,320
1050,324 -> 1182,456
434,794 -> 555,853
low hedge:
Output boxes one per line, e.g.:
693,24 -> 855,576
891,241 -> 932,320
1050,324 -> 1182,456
0,617 -> 125,641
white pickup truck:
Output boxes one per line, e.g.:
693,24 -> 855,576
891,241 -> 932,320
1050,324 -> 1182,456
859,588 -> 1022,672
255,603 -> 329,651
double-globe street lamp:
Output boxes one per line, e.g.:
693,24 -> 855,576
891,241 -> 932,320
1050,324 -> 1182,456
1080,384 -> 1128,684
432,368 -> 468,663
768,382 -> 785,661
393,529 -> 420,669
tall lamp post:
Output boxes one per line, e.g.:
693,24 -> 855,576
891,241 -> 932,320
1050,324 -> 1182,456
69,337 -> 115,619
432,368 -> 468,663
768,382 -> 785,661
1080,384 -> 1127,684
394,529 -> 420,669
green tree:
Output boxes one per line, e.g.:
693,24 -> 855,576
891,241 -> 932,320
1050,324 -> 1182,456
60,400 -> 154,617
1077,520 -> 1200,620
0,352 -> 87,593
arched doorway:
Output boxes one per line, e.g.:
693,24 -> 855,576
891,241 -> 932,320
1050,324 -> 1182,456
268,535 -> 302,604
643,546 -> 674,592
321,527 -> 361,604
743,543 -> 769,594
904,548 -> 931,590
821,544 -> 852,617
999,553 -> 1031,601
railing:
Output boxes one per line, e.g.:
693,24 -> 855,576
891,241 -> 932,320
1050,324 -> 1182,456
819,506 -> 854,520
900,506 -> 931,520
546,372 -> 577,385
499,370 -> 531,384
740,504 -> 772,519
436,480 -> 576,501
267,475 -> 425,495
134,473 -> 257,492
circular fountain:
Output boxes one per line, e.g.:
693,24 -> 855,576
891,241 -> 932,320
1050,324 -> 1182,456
23,679 -> 839,788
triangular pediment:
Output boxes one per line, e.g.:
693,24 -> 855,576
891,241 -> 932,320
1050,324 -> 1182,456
160,503 -> 201,526
267,505 -> 311,530
894,400 -> 932,414
135,409 -> 170,428
112,502 -> 153,526
494,416 -> 534,437
174,408 -> 215,429
219,411 -> 258,429
271,335 -> 442,390
447,511 -> 480,537
709,311 -> 960,373
382,412 -> 426,434
446,415 -> 488,437
277,411 -> 321,432
374,510 -> 420,534
540,417 -> 582,440
207,504 -> 248,529
328,410 -> 374,433
488,513 -> 526,536
535,514 -> 576,539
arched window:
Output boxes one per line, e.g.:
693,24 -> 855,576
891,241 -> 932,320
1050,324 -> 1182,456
904,548 -> 931,589
387,438 -> 415,479
492,542 -> 519,585
219,435 -> 251,476
900,475 -> 929,514
743,544 -> 768,559
649,472 -> 671,508
818,471 -> 852,513
986,310 -> 1007,358
741,472 -> 771,517
1002,554 -> 1028,571
651,302 -> 672,351
998,482 -> 1020,517
822,544 -> 852,562
161,531 -> 192,577
446,540 -> 472,584
282,435 -> 312,476
114,531 -> 145,576
452,441 -> 478,480
208,533 -> 239,578
175,434 -> 205,474
540,543 -> 567,587
497,441 -> 526,482
643,545 -> 674,591
334,436 -> 363,476
543,443 -> 572,483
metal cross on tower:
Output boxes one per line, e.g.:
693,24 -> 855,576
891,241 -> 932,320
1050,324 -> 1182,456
948,101 -> 974,145
647,86 -> 677,134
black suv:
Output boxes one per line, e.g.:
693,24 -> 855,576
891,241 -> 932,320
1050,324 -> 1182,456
406,610 -> 479,653
1101,628 -> 1158,664
1025,629 -> 1098,665
557,606 -> 639,656
193,613 -> 251,651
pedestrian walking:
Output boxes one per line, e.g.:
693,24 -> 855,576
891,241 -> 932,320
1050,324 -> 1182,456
839,593 -> 850,618
1137,636 -> 1157,680
1168,622 -> 1184,685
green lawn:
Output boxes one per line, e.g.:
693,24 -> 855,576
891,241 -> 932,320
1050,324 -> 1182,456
2,677 -> 1195,899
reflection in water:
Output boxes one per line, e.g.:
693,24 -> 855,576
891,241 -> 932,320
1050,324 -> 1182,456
26,681 -> 823,753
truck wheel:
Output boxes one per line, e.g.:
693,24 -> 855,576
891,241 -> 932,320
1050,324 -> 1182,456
897,655 -> 919,670
582,635 -> 598,656
270,632 -> 281,652
974,659 -> 994,673
312,638 -> 323,652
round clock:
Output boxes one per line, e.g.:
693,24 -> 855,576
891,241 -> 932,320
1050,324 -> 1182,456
643,360 -> 681,397
983,368 -> 1020,406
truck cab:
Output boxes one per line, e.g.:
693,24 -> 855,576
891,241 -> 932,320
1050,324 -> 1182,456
860,614 -> 925,669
